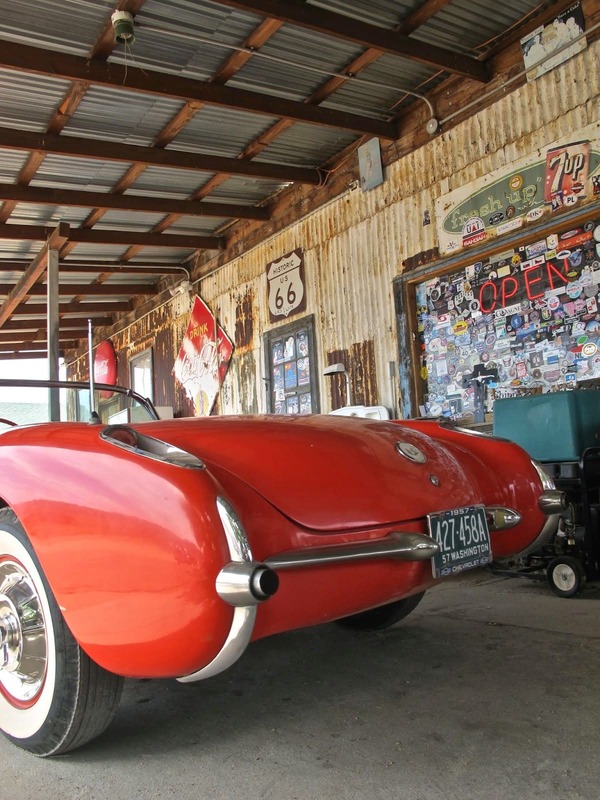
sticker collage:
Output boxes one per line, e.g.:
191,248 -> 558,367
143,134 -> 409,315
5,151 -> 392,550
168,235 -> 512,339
416,216 -> 600,420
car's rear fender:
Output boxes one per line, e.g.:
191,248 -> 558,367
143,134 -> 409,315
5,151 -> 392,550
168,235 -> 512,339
399,420 -> 550,558
0,424 -> 236,679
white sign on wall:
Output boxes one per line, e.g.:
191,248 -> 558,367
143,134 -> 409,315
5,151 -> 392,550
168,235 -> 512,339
267,248 -> 307,322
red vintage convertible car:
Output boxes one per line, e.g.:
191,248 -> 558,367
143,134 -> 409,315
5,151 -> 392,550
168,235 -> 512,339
0,379 -> 565,755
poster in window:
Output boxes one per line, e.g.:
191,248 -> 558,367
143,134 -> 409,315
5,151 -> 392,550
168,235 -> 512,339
297,357 -> 310,386
272,340 -> 284,365
286,396 -> 300,414
273,364 -> 284,392
173,295 -> 234,417
297,330 -> 309,356
284,335 -> 296,361
299,394 -> 312,415
284,361 -> 297,389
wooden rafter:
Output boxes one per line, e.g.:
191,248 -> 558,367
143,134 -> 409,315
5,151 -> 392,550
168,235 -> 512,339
0,283 -> 158,297
0,128 -> 321,186
1,316 -> 112,330
0,184 -> 270,221
210,0 -> 489,82
13,301 -> 132,315
0,223 -> 70,328
0,224 -> 222,250
0,41 -> 398,140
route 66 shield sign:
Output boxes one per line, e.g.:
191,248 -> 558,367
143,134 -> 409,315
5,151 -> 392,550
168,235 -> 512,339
267,248 -> 307,322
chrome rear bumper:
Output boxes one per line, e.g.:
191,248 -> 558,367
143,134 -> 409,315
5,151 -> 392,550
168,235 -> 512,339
178,493 -> 563,683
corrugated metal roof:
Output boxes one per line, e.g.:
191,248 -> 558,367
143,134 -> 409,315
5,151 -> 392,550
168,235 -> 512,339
166,217 -> 228,235
411,0 -> 550,53
256,124 -> 357,168
0,0 -> 577,355
0,150 -> 30,180
10,202 -> 91,226
310,0 -> 417,29
0,69 -> 71,131
64,87 -> 185,146
229,23 -> 364,101
0,0 -> 113,55
29,155 -> 130,190
125,166 -> 210,196
169,106 -> 281,160
117,0 -> 260,78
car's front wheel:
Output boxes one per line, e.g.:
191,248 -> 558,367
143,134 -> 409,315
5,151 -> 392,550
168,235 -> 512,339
336,592 -> 426,631
0,508 -> 123,755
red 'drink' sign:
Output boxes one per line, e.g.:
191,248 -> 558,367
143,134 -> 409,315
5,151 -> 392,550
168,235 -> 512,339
267,248 -> 307,322
93,339 -> 117,398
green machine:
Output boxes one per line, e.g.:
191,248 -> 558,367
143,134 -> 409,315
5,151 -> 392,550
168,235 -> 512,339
493,390 -> 600,597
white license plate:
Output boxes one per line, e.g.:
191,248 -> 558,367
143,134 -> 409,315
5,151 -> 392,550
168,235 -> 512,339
427,505 -> 492,579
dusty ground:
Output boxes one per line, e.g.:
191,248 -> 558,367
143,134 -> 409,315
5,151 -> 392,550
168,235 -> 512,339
2,570 -> 599,800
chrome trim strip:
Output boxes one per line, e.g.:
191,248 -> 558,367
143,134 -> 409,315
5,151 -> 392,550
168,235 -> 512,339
511,513 -> 561,560
216,497 -> 253,562
265,532 -> 439,571
177,606 -> 256,683
177,496 -> 257,683
101,425 -> 205,469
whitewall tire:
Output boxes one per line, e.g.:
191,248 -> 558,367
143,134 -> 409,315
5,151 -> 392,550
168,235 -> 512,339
0,508 -> 123,755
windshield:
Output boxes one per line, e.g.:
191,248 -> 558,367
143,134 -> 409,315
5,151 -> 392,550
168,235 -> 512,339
0,380 -> 158,426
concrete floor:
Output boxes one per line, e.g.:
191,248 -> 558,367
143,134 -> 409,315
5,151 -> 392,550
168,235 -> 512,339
1,570 -> 599,800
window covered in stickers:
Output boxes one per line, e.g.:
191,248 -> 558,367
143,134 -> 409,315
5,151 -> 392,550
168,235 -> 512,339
413,215 -> 600,421
265,316 -> 319,415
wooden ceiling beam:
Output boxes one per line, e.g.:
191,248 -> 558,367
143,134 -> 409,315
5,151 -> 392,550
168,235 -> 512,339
0,222 -> 70,329
1,316 -> 112,330
0,184 -> 270,221
0,351 -> 56,360
0,260 -> 187,275
0,128 -> 321,186
0,224 -> 222,250
0,41 -> 398,140
0,340 -> 78,353
0,283 -> 158,297
0,330 -> 88,344
210,0 -> 489,82
14,301 -> 132,315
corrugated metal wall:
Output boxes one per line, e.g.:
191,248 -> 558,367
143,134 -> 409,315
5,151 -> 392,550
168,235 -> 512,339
70,40 -> 599,418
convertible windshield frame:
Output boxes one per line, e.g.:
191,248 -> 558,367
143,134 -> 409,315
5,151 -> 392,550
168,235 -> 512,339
0,379 -> 159,423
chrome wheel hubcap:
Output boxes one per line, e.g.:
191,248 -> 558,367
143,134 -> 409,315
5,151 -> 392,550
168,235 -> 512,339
0,561 -> 47,703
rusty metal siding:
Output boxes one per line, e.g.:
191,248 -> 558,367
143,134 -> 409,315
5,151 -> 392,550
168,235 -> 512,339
70,41 -> 598,419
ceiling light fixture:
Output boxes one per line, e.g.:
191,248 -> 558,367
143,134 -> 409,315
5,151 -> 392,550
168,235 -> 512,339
111,10 -> 135,44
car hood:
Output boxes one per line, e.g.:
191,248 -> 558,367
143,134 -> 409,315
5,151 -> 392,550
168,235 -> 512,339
131,415 -> 482,532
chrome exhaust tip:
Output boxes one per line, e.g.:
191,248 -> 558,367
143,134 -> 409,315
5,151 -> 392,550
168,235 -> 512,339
216,562 -> 279,606
538,490 -> 568,515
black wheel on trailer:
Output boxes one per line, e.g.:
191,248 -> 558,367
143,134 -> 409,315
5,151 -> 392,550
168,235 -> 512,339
546,556 -> 586,598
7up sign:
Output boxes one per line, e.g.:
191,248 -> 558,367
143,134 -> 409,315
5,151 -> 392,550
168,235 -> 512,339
267,248 -> 307,322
